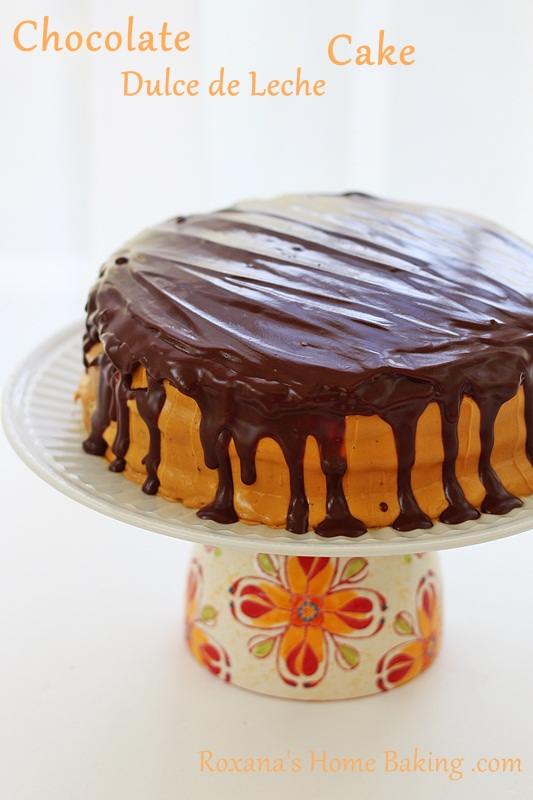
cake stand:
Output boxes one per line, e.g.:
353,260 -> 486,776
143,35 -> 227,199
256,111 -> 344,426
4,323 -> 533,700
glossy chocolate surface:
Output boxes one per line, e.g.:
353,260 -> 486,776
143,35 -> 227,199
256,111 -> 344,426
83,193 -> 533,536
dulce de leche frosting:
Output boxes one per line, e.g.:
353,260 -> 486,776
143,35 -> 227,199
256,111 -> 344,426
81,193 -> 533,537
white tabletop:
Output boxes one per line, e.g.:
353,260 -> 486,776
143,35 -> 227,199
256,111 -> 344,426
1,288 -> 532,799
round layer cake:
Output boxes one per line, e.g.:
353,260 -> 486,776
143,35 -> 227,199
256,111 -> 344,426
78,193 -> 533,537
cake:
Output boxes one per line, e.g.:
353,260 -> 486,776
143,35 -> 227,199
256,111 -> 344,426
78,192 -> 533,537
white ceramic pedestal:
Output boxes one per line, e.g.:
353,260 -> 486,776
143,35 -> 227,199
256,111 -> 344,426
185,546 -> 442,699
5,324 -> 533,703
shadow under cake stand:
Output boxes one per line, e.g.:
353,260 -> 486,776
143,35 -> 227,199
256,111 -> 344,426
4,323 -> 533,700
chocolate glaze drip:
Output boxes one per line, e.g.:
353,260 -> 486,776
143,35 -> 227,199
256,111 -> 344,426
197,429 -> 239,524
109,371 -> 130,473
136,374 -> 166,494
82,193 -> 533,536
438,392 -> 480,525
82,354 -> 116,457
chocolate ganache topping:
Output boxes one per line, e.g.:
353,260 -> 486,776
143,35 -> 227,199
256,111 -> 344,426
83,193 -> 533,537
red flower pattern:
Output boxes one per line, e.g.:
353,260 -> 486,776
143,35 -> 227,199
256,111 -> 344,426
185,559 -> 230,682
230,555 -> 386,689
377,570 -> 441,691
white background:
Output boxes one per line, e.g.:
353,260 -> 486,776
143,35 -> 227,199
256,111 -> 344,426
2,1 -> 533,798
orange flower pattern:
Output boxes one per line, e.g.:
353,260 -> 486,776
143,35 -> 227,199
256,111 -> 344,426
185,559 -> 231,682
229,555 -> 386,689
376,570 -> 441,691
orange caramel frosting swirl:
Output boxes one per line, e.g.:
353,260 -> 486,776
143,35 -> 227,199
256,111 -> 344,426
82,193 -> 533,536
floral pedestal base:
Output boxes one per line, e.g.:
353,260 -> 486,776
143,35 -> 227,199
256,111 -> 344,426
185,545 -> 442,700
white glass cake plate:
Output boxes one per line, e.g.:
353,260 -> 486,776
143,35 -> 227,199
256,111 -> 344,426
3,323 -> 532,699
